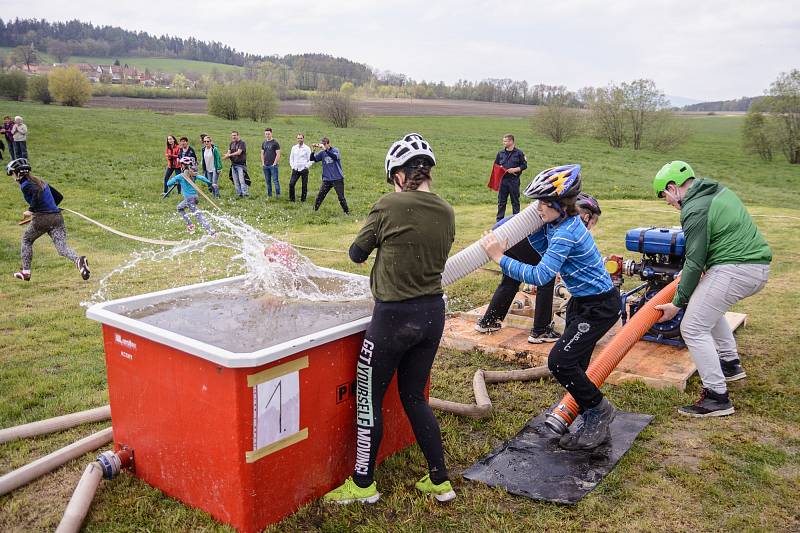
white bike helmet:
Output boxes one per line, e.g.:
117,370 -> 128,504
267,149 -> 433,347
384,133 -> 436,182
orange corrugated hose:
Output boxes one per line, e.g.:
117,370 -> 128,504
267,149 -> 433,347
546,277 -> 680,433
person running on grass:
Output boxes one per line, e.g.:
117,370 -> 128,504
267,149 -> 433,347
475,193 -> 603,344
324,133 -> 456,504
8,158 -> 89,282
481,165 -> 619,450
166,157 -> 215,235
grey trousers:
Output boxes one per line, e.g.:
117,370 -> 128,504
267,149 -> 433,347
21,212 -> 79,270
680,264 -> 770,393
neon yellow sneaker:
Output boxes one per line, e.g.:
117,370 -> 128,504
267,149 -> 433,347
415,474 -> 456,502
322,477 -> 380,504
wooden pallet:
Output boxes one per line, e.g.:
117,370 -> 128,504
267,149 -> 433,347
442,296 -> 747,390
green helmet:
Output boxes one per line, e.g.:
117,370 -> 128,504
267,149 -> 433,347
653,161 -> 695,197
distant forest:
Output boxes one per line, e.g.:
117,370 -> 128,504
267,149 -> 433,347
682,96 -> 763,112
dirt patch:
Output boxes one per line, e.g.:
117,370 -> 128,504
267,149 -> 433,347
659,428 -> 712,472
88,96 -> 540,117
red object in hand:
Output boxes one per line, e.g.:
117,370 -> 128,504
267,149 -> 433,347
263,242 -> 298,267
487,163 -> 505,192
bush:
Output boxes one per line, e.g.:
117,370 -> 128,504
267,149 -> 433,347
530,97 -> 581,143
28,75 -> 52,104
313,91 -> 360,128
235,81 -> 278,122
48,66 -> 92,107
0,71 -> 28,101
207,84 -> 238,120
645,110 -> 688,152
742,110 -> 774,161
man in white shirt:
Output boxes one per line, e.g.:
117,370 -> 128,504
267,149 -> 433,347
289,133 -> 312,202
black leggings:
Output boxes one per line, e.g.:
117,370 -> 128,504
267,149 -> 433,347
353,295 -> 448,487
314,179 -> 349,214
481,238 -> 555,332
548,288 -> 620,410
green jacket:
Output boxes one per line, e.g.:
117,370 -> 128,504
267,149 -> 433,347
200,144 -> 223,174
674,178 -> 772,307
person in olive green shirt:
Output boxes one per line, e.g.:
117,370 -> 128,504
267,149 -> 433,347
324,133 -> 457,505
653,161 -> 771,418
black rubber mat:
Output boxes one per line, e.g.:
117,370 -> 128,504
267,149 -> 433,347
463,411 -> 653,503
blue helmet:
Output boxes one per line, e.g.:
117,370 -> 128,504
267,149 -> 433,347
523,164 -> 582,200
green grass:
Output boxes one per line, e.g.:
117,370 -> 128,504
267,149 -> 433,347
0,47 -> 244,76
0,102 -> 799,531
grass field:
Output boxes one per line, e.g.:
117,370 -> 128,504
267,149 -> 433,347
0,101 -> 799,531
0,47 -> 244,76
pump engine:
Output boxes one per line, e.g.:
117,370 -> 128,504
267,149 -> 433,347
612,227 -> 686,346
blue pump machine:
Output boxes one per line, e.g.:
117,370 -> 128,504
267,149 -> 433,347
611,227 -> 686,347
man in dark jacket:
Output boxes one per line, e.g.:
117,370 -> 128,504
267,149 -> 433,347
653,161 -> 772,418
310,137 -> 349,214
494,134 -> 527,221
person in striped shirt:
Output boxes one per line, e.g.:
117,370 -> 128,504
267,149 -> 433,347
481,164 -> 620,451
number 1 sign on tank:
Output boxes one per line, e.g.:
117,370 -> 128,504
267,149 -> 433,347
246,356 -> 309,462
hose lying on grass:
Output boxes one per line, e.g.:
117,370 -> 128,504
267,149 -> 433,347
0,405 -> 111,445
429,366 -> 552,418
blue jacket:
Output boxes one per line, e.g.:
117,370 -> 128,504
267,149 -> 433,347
499,215 -> 612,297
20,178 -> 60,214
310,147 -> 345,181
167,172 -> 212,200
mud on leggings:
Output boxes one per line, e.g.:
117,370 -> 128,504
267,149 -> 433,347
547,288 -> 620,411
21,212 -> 79,270
353,295 -> 448,487
481,238 -> 555,331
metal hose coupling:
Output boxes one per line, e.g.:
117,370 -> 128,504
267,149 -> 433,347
96,448 -> 133,480
544,403 -> 578,435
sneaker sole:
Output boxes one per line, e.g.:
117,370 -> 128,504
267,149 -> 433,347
474,325 -> 501,333
724,372 -> 746,382
677,406 -> 735,418
326,493 -> 381,505
527,337 -> 558,344
432,490 -> 456,503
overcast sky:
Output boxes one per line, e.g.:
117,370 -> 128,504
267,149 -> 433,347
4,0 -> 798,102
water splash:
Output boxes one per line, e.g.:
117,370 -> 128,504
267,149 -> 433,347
85,212 -> 370,306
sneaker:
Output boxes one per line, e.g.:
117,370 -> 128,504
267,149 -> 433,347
322,477 -> 380,504
75,257 -> 90,280
678,388 -> 734,417
559,397 -> 616,450
474,319 -> 502,333
528,323 -> 560,344
415,474 -> 456,503
13,271 -> 31,281
187,224 -> 196,234
721,359 -> 746,382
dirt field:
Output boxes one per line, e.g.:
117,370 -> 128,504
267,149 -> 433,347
88,96 -> 540,117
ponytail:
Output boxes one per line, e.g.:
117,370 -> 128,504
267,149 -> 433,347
401,165 -> 431,191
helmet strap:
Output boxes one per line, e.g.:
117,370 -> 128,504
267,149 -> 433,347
551,199 -> 567,223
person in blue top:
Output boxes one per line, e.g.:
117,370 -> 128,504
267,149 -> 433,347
481,164 -> 620,450
310,136 -> 350,214
8,158 -> 89,282
166,157 -> 215,235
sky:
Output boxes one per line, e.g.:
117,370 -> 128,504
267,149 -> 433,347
4,0 -> 799,102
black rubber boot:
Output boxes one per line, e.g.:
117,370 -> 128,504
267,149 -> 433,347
558,397 -> 616,450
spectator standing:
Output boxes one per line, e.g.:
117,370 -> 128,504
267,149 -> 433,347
12,116 -> 28,160
1,116 -> 15,160
288,133 -> 312,202
494,133 -> 527,222
260,128 -> 281,199
201,135 -> 223,198
163,135 -> 181,194
310,137 -> 349,214
178,136 -> 197,164
223,130 -> 249,198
